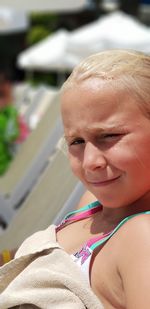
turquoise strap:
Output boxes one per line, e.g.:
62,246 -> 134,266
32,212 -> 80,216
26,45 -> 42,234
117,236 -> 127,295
91,210 -> 150,250
63,200 -> 101,220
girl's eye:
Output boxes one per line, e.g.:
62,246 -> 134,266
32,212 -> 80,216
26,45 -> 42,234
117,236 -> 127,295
102,133 -> 121,139
100,133 -> 123,142
70,138 -> 85,146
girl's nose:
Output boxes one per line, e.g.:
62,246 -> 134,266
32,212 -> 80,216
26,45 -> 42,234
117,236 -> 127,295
82,142 -> 107,171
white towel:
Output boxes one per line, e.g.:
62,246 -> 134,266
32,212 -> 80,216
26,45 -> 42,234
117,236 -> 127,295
0,225 -> 104,309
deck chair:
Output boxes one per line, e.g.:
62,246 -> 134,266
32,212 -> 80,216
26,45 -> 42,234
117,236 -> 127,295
16,85 -> 45,120
14,84 -> 58,129
0,91 -> 63,224
13,82 -> 32,110
23,86 -> 58,129
0,147 -> 85,251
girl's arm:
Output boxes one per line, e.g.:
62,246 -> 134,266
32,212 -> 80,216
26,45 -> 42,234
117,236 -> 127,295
118,215 -> 150,309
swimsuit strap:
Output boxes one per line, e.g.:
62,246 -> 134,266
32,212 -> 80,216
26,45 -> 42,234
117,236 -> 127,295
63,200 -> 101,220
88,210 -> 150,251
56,200 -> 101,231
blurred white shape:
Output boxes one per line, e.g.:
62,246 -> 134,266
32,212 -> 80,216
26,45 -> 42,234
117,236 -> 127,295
0,0 -> 87,12
17,30 -> 72,71
67,11 -> 150,63
17,12 -> 150,72
0,7 -> 29,33
29,114 -> 39,130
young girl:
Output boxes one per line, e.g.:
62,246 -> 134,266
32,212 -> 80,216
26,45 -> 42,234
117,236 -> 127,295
0,49 -> 150,309
59,49 -> 150,308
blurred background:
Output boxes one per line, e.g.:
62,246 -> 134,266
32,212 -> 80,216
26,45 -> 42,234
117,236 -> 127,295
0,0 -> 149,86
0,0 -> 149,249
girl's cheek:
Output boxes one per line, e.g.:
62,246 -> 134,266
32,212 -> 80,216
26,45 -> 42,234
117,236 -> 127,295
69,157 -> 82,176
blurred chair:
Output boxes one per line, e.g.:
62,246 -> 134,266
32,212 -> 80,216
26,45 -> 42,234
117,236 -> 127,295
0,144 -> 85,251
13,83 -> 33,111
24,86 -> 57,130
13,84 -> 57,128
0,91 -> 63,225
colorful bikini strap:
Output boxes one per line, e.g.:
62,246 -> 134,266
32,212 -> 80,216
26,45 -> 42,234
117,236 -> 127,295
90,210 -> 150,251
56,200 -> 101,232
63,200 -> 101,221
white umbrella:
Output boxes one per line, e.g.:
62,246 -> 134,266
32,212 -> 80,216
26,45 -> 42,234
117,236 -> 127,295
17,29 -> 73,71
66,11 -> 150,64
17,11 -> 150,73
0,0 -> 87,12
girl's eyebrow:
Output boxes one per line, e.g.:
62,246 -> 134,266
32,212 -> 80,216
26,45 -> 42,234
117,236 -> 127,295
64,135 -> 80,140
64,125 -> 126,139
87,124 -> 127,132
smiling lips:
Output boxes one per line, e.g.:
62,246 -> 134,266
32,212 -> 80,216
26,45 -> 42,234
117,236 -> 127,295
87,176 -> 121,186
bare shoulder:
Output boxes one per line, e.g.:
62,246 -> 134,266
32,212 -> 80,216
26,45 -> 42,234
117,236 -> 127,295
90,213 -> 150,308
117,213 -> 150,309
118,212 -> 150,244
76,190 -> 97,209
116,213 -> 150,263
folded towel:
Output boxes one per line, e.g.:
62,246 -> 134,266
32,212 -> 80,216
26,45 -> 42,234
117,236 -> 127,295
0,225 -> 103,309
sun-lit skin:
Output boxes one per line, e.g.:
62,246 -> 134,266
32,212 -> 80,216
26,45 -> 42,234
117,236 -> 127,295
61,78 -> 150,223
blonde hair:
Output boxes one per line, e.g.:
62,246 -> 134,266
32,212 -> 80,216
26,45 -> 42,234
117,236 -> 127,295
62,49 -> 150,117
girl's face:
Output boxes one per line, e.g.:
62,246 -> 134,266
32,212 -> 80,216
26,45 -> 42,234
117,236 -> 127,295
61,78 -> 150,208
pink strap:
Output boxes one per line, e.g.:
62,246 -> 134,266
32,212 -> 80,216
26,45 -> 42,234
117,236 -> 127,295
87,231 -> 112,248
56,201 -> 101,232
66,206 -> 101,223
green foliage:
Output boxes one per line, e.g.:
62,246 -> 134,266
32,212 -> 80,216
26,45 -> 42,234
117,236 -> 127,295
26,12 -> 58,46
27,72 -> 57,87
26,26 -> 50,46
0,105 -> 20,175
30,12 -> 58,27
